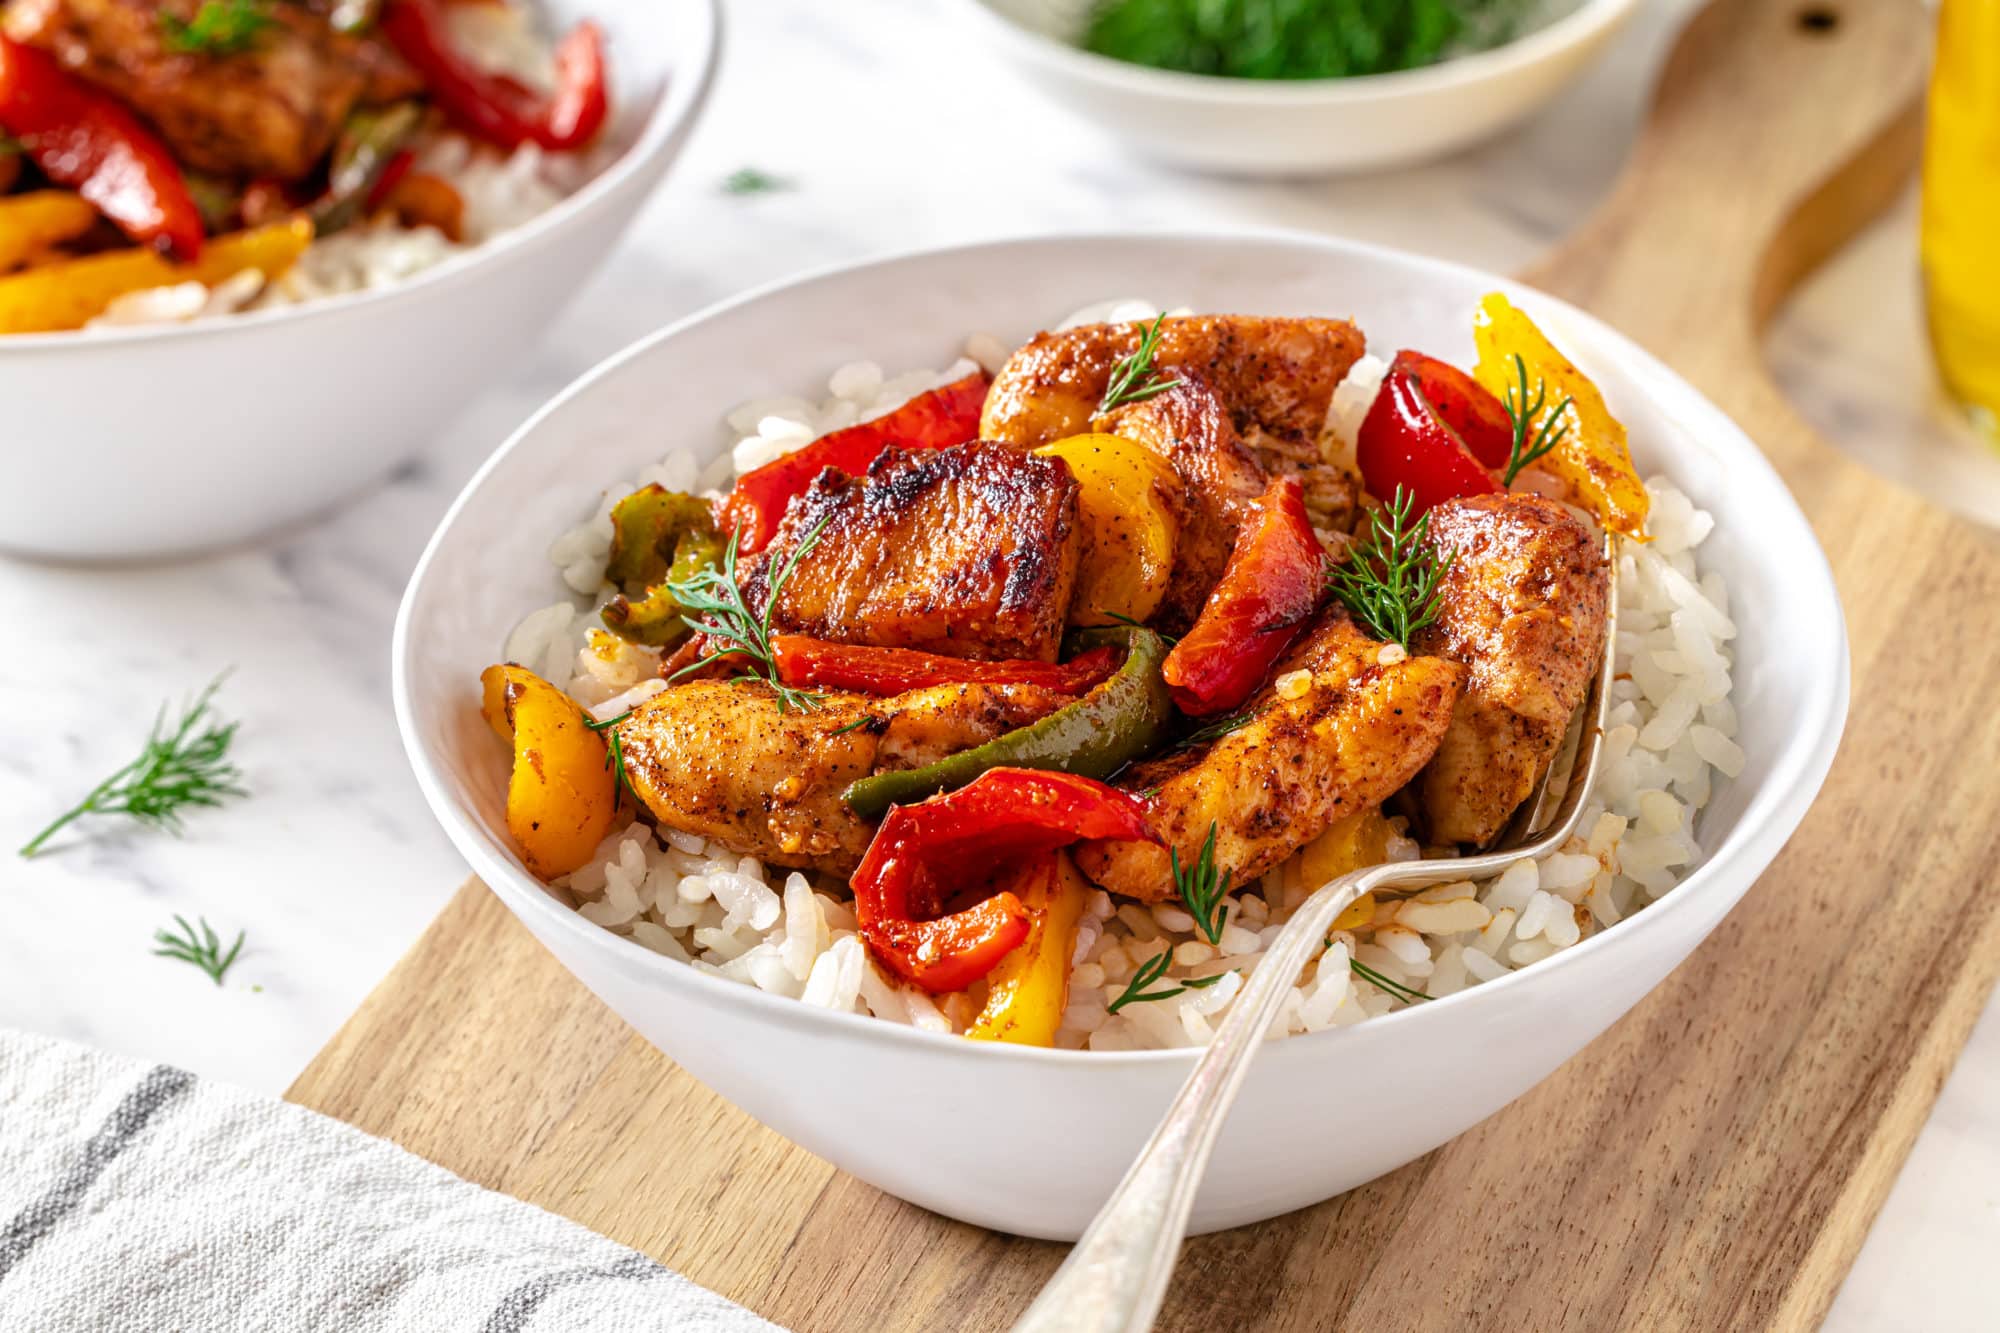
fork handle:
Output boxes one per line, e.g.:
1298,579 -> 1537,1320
1009,865 -> 1390,1333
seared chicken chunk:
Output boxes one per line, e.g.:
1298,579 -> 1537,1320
617,679 -> 1074,875
744,440 -> 1083,662
981,314 -> 1365,525
5,0 -> 419,180
1074,610 -> 1462,902
1096,374 -> 1270,631
1414,493 -> 1610,846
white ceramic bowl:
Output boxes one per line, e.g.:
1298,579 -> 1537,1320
396,231 -> 1847,1240
0,0 -> 718,562
958,0 -> 1641,175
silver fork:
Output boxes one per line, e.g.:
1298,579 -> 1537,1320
1012,562 -> 1619,1333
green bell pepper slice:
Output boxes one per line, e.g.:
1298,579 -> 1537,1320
842,626 -> 1172,820
600,485 -> 723,647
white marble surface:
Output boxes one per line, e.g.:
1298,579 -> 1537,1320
0,0 -> 1993,1326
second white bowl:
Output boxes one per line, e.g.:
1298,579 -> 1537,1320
959,0 -> 1641,175
0,0 -> 718,561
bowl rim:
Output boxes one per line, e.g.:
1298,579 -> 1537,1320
955,0 -> 1642,106
393,225 -> 1850,1072
0,0 -> 720,355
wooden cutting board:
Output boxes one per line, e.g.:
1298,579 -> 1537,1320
290,3 -> 2000,1328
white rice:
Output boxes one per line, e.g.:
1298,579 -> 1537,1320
86,4 -> 591,331
513,317 -> 1738,1050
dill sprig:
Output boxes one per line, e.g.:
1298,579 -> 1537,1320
584,709 -> 635,805
1171,822 -> 1231,945
153,915 -> 245,987
1500,353 -> 1574,486
1175,708 -> 1253,751
21,675 -> 247,858
160,0 -> 272,55
1107,951 -> 1228,1014
666,515 -> 831,714
1326,486 -> 1454,649
1350,957 -> 1433,1005
1095,610 -> 1177,645
1098,314 -> 1182,414
722,167 -> 792,196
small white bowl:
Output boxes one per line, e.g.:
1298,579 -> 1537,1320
395,230 -> 1847,1240
958,0 -> 1641,175
0,0 -> 718,562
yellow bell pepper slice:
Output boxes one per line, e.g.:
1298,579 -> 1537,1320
0,215 -> 314,334
1035,432 -> 1182,626
965,852 -> 1091,1047
0,191 -> 98,272
1472,291 -> 1650,539
479,664 -> 619,879
1299,807 -> 1395,930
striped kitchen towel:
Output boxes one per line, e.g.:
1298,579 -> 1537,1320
0,1029 -> 781,1332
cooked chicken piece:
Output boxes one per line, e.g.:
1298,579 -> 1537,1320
743,440 -> 1083,663
1414,493 -> 1610,847
981,314 -> 1365,525
1096,374 -> 1269,632
5,0 -> 420,181
1074,610 -> 1462,902
617,679 -> 1074,875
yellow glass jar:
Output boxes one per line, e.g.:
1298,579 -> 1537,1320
1921,0 -> 2000,443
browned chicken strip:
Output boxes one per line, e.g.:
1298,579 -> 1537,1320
1074,609 -> 1462,902
5,0 -> 420,181
743,440 -> 1083,663
617,679 -> 1074,875
980,314 -> 1365,526
1413,493 -> 1611,847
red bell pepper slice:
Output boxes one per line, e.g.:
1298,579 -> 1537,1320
1162,476 -> 1326,717
852,768 -> 1157,993
770,637 -> 1116,697
0,36 -> 203,260
1355,360 -> 1502,517
1393,350 -> 1513,470
381,1 -> 609,152
364,148 -> 418,213
718,370 -> 991,555
543,20 -> 609,150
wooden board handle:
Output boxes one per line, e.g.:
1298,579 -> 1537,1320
1524,0 -> 1929,467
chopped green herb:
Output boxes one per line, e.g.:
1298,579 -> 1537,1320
1500,353 -> 1575,486
160,0 -> 272,56
722,167 -> 792,196
1081,0 -> 1532,81
1171,821 -> 1231,945
665,515 -> 831,714
1098,313 -> 1182,414
21,675 -> 246,858
153,915 -> 245,987
1326,486 -> 1454,648
830,715 -> 879,736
